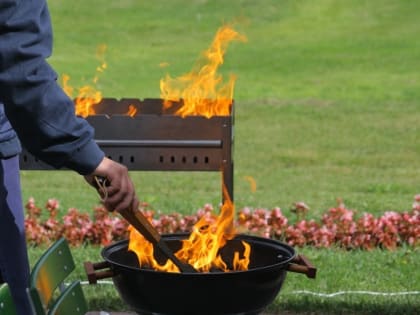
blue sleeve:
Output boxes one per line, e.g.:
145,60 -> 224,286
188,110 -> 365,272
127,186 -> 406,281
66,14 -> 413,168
0,0 -> 104,174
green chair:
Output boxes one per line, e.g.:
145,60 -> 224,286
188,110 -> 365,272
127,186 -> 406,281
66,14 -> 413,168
48,280 -> 86,315
0,283 -> 18,315
28,237 -> 88,315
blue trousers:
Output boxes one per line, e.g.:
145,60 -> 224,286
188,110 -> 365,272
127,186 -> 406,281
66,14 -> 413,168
0,155 -> 33,315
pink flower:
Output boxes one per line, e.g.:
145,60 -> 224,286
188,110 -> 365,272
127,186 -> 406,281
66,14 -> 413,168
23,197 -> 420,250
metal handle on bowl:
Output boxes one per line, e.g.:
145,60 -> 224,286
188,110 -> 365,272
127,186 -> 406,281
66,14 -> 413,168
287,254 -> 317,278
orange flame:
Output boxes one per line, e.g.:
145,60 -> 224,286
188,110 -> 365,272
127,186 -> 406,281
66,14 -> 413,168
128,189 -> 250,273
160,25 -> 246,118
126,104 -> 138,117
244,176 -> 257,193
62,45 -> 107,117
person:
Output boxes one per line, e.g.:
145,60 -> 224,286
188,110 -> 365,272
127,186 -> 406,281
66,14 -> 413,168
0,1 -> 139,314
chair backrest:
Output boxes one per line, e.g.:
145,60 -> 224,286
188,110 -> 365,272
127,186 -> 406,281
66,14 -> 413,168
0,283 -> 18,315
28,237 -> 86,315
48,281 -> 87,315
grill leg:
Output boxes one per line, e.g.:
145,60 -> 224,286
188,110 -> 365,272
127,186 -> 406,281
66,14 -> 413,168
222,162 -> 234,203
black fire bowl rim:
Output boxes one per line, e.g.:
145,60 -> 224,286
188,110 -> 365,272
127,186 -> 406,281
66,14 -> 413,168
101,232 -> 297,276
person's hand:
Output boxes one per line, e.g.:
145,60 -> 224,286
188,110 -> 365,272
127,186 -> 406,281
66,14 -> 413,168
84,157 -> 139,213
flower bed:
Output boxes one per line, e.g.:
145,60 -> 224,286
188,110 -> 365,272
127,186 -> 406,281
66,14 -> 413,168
25,195 -> 420,250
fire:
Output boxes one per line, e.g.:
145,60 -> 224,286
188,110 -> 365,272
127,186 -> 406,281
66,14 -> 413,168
62,25 -> 246,118
244,176 -> 257,193
128,189 -> 250,273
128,24 -> 249,273
126,104 -> 138,117
160,24 -> 247,118
62,25 -> 249,273
62,45 -> 107,117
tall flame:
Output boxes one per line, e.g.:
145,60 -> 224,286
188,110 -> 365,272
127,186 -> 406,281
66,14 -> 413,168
160,25 -> 246,118
62,44 -> 107,117
128,188 -> 250,273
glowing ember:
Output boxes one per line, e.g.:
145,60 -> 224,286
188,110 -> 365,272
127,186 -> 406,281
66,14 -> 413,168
62,45 -> 107,117
160,24 -> 247,118
128,189 -> 250,273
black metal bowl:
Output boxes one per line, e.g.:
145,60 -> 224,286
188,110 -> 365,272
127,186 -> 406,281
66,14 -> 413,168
85,233 -> 316,315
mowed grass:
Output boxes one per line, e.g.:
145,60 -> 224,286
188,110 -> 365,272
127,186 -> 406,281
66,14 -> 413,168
23,1 -> 420,314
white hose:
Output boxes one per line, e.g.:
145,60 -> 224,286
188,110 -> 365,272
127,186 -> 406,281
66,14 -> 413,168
80,281 -> 420,297
286,290 -> 420,297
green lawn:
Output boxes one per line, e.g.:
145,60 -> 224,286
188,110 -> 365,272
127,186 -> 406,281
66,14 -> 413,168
24,1 -> 419,314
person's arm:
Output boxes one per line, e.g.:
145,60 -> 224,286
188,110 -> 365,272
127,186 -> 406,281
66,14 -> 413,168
0,0 -> 138,212
0,0 -> 103,174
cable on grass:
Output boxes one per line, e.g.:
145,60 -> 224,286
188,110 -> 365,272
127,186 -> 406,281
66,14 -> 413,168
287,290 -> 420,297
80,281 -> 420,297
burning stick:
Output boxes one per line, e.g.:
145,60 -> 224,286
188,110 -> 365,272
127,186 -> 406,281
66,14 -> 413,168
128,185 -> 250,273
94,176 -> 197,273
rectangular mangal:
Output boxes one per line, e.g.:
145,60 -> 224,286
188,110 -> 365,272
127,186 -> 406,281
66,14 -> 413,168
19,98 -> 234,200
